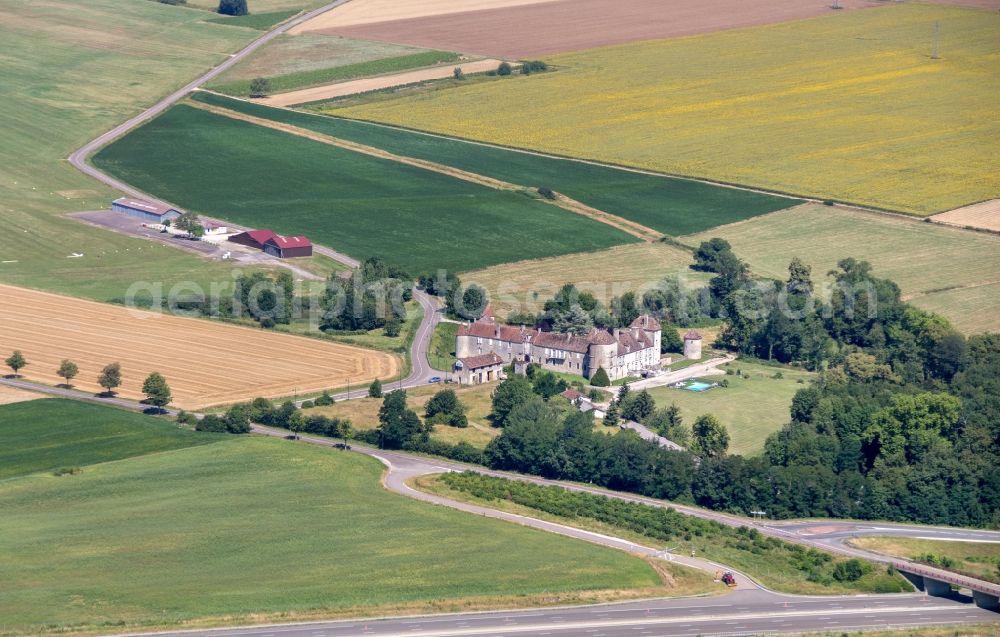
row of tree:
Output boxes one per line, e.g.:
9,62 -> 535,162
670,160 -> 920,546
4,351 -> 171,409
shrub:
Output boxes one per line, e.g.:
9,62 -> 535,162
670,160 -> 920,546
369,379 -> 383,398
314,391 -> 335,406
537,187 -> 556,200
497,62 -> 512,76
590,367 -> 611,387
772,371 -> 784,379
301,400 -> 315,409
196,414 -> 227,432
453,67 -> 465,80
53,467 -> 82,476
832,559 -> 870,582
383,318 -> 402,337
249,77 -> 271,98
520,60 -> 548,75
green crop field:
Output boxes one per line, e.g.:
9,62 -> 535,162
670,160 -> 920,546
193,92 -> 797,235
94,104 -> 634,273
0,434 -> 662,633
0,0 -> 283,302
0,399 -> 221,480
332,4 -> 1000,216
681,204 -> 1000,335
210,50 -> 461,96
647,360 -> 815,456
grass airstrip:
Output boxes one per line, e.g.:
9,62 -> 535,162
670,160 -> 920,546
0,0 -> 276,302
0,399 -> 670,634
333,3 -> 1000,215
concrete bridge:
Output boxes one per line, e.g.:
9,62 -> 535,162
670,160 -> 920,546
896,561 -> 1000,610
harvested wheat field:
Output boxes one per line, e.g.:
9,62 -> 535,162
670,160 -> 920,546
0,285 -> 398,410
308,0 -> 882,58
261,59 -> 504,106
932,199 -> 1000,233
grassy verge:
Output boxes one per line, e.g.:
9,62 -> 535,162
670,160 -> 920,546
0,399 -> 222,480
1,436 -> 674,635
420,472 -> 911,596
93,104 -> 635,273
429,322 -> 458,371
209,50 -> 461,96
848,537 -> 1000,584
203,10 -> 299,30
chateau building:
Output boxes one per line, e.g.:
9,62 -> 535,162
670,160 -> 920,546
455,313 -> 662,381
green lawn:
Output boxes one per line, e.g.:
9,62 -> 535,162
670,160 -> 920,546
681,204 -> 1000,335
203,9 -> 299,30
0,399 -> 221,480
191,92 -> 798,236
0,0 -> 278,302
209,50 -> 461,96
647,360 -> 815,456
0,436 -> 661,633
93,104 -> 635,273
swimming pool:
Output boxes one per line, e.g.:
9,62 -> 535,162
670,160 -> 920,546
685,382 -> 713,392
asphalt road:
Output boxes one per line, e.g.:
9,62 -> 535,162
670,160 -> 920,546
111,593 -> 996,637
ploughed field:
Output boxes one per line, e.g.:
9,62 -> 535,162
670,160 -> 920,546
0,284 -> 398,409
296,0 -> 882,58
0,399 -> 663,634
193,92 -> 797,236
333,4 -> 1000,215
93,104 -> 636,273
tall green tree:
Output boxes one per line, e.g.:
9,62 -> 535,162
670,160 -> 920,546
249,77 -> 271,98
589,367 -> 611,387
490,375 -> 534,427
620,389 -> 655,423
56,359 -> 78,386
693,237 -> 733,272
4,350 -> 26,377
425,389 -> 468,427
691,414 -> 730,458
217,0 -> 247,15
141,372 -> 172,411
97,362 -> 122,395
369,378 -> 383,398
378,390 -> 422,448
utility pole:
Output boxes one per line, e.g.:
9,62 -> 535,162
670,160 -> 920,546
931,21 -> 941,60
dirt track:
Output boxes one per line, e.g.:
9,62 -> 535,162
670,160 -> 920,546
260,58 -> 504,106
311,0 -> 883,58
0,284 -> 398,410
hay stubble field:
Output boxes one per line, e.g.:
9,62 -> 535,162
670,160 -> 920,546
0,284 -> 399,409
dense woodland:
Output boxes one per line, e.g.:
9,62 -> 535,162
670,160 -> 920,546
475,241 -> 999,528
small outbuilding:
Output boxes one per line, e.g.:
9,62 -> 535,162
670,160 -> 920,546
454,352 -> 505,386
263,235 -> 312,258
112,197 -> 181,224
683,330 -> 703,360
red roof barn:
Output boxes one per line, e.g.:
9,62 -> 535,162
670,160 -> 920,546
228,229 -> 276,249
263,235 -> 313,258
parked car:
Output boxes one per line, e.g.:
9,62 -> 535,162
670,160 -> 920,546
333,442 -> 351,450
428,376 -> 442,383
